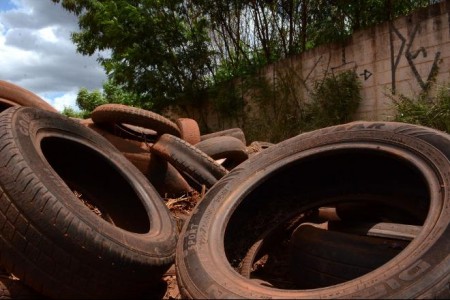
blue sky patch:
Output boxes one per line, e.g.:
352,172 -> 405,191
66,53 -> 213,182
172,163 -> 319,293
0,1 -> 16,12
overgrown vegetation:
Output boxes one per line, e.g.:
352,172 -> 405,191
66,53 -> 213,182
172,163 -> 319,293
308,70 -> 362,129
241,70 -> 362,143
393,82 -> 450,133
53,0 -> 432,112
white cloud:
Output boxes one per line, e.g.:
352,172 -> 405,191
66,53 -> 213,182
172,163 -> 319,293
38,27 -> 58,43
0,0 -> 108,111
43,90 -> 79,112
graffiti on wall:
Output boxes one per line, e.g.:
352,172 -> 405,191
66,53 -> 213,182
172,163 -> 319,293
305,47 -> 373,88
300,18 -> 442,97
390,23 -> 441,93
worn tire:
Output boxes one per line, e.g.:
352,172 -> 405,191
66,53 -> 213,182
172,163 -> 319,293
200,128 -> 246,145
176,121 -> 450,299
176,118 -> 201,145
0,107 -> 177,299
151,134 -> 228,189
0,81 -> 57,112
195,136 -> 248,170
91,103 -> 181,138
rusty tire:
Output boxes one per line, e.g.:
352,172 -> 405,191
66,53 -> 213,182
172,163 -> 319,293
176,118 -> 201,145
176,121 -> 450,299
195,136 -> 248,170
0,107 -> 177,299
151,134 -> 228,189
91,103 -> 181,138
200,128 -> 246,145
0,81 -> 57,113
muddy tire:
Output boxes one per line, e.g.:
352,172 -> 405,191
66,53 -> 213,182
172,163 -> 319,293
195,136 -> 248,170
176,121 -> 450,299
176,118 -> 201,145
0,81 -> 57,112
0,107 -> 177,299
91,103 -> 181,138
151,134 -> 228,189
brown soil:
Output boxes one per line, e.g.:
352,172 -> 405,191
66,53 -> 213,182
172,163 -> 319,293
160,189 -> 205,299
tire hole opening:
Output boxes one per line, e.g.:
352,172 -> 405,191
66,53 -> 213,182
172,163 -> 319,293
224,149 -> 430,290
41,136 -> 150,233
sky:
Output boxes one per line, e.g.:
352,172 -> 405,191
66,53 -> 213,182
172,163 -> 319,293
0,0 -> 108,111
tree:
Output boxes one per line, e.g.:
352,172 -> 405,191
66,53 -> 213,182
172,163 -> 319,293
53,0 -> 435,111
64,79 -> 141,118
52,0 -> 213,110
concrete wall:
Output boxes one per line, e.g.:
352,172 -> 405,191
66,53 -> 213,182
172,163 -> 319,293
165,1 -> 450,129
291,0 -> 450,121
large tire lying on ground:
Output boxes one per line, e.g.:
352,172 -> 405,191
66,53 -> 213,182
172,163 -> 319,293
176,121 -> 450,299
0,81 -> 56,112
0,107 -> 177,299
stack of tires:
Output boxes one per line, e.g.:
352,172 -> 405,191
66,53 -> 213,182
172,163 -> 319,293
1,81 -> 449,299
88,103 -> 254,194
0,82 -> 258,299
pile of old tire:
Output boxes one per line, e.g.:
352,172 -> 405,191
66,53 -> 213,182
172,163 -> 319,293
175,121 -> 450,299
0,82 -> 273,299
88,103 -> 258,195
9,82 -> 447,299
0,105 -> 178,299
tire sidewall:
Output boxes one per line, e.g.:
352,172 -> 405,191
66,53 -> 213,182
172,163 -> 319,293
177,121 -> 450,299
8,107 -> 176,263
